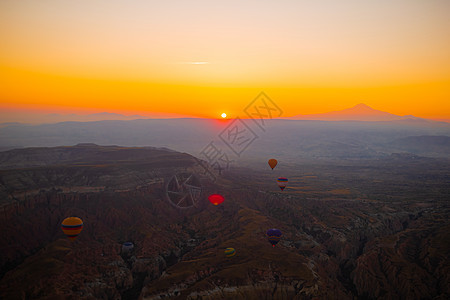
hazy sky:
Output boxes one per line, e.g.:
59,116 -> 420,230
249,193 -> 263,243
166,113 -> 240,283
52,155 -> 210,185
1,0 -> 449,119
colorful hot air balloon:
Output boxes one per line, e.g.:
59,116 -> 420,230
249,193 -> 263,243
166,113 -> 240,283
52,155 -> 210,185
61,217 -> 83,240
268,159 -> 278,170
277,177 -> 288,191
208,194 -> 225,206
266,228 -> 282,247
224,247 -> 236,257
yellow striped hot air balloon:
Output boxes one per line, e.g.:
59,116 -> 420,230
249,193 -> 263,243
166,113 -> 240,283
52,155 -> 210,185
224,247 -> 236,257
61,217 -> 83,240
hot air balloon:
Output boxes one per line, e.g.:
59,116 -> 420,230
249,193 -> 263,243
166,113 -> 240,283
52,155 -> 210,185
61,217 -> 83,240
268,159 -> 278,170
277,177 -> 288,191
208,194 -> 224,206
266,228 -> 282,247
122,242 -> 134,253
224,247 -> 236,257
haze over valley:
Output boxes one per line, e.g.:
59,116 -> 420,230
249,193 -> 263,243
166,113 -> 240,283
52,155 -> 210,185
1,104 -> 450,163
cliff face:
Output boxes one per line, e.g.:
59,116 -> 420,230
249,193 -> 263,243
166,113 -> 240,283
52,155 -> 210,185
138,186 -> 449,300
0,145 -> 449,299
0,145 -> 210,299
352,214 -> 450,299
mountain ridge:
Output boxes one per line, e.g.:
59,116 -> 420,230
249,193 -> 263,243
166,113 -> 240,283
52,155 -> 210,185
289,103 -> 431,122
2,104 -> 448,124
0,111 -> 191,124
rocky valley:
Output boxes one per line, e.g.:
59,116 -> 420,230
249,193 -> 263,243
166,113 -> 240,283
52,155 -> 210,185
0,144 -> 448,299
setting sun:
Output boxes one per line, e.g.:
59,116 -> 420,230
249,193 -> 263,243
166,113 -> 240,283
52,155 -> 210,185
221,113 -> 227,118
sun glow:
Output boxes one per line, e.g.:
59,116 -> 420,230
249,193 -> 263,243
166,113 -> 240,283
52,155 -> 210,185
221,113 -> 227,118
1,1 -> 449,119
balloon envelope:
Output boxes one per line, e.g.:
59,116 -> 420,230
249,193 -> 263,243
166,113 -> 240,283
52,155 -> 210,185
208,194 -> 225,205
266,228 -> 282,247
277,177 -> 288,191
224,247 -> 236,257
122,242 -> 134,253
268,159 -> 278,170
61,217 -> 83,240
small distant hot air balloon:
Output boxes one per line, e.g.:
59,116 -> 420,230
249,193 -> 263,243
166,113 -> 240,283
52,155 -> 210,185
224,247 -> 236,257
208,194 -> 225,206
61,217 -> 83,240
122,242 -> 134,253
268,159 -> 278,170
266,228 -> 282,247
277,177 -> 288,191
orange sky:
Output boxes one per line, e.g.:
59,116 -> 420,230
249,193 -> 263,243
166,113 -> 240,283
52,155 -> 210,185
1,0 -> 449,120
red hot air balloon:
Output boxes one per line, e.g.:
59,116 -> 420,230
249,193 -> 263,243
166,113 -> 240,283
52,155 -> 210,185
208,194 -> 224,205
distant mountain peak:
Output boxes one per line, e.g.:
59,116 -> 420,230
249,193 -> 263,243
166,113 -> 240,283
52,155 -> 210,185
353,103 -> 372,109
289,103 -> 427,122
342,103 -> 387,114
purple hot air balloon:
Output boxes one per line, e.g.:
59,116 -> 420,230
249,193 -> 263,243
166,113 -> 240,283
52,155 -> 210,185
266,228 -> 282,247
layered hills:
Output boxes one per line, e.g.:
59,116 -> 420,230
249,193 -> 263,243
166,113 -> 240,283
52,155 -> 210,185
0,144 -> 449,299
1,116 -> 450,162
289,103 -> 429,122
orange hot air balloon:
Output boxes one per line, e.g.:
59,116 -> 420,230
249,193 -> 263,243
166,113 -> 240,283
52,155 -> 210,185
61,217 -> 83,240
268,159 -> 278,170
208,194 -> 225,206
